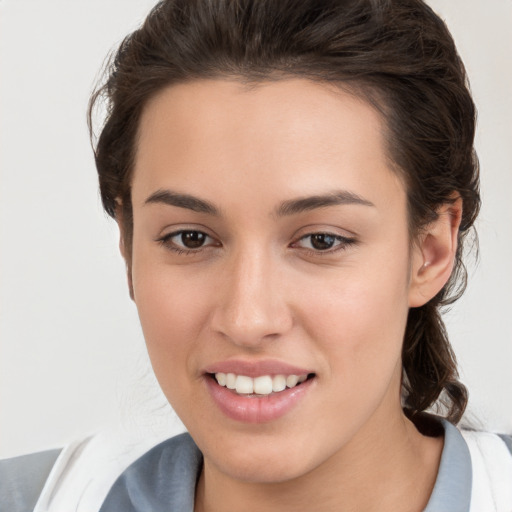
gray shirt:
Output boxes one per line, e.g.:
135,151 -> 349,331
1,418 -> 511,512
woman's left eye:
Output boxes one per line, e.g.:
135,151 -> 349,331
158,230 -> 216,253
294,233 -> 355,252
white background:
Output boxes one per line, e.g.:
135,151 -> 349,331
1,0 -> 511,458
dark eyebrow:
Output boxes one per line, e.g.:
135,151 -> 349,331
276,191 -> 375,216
144,189 -> 219,215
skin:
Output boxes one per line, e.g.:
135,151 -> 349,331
121,79 -> 461,511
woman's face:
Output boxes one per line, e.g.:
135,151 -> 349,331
129,79 -> 418,482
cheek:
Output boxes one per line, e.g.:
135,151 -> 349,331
131,259 -> 211,394
296,254 -> 411,390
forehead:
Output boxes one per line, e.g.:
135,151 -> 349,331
132,78 -> 404,211
136,78 -> 382,154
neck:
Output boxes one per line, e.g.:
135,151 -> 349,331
195,405 -> 443,512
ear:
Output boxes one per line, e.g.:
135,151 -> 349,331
115,201 -> 135,301
408,196 -> 462,308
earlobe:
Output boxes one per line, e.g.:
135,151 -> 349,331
408,197 -> 462,308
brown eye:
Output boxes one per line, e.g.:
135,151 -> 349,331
309,234 -> 336,250
159,230 -> 217,253
294,232 -> 356,253
180,231 -> 207,248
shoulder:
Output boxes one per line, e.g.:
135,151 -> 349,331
0,425 -> 191,512
28,426 -> 194,512
0,449 -> 61,512
459,428 -> 512,511
99,432 -> 202,512
423,416 -> 512,512
461,428 -> 512,463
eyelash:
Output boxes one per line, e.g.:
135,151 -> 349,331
292,233 -> 357,256
156,230 -> 357,256
156,230 -> 217,256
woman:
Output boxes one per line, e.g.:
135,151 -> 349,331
2,0 -> 511,510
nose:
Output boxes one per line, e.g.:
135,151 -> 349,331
210,246 -> 293,348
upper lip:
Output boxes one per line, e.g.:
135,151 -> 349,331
203,359 -> 313,378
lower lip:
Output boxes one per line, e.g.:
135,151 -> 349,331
204,375 -> 314,423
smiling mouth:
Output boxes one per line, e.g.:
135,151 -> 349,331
209,372 -> 316,397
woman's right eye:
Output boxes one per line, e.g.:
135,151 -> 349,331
158,230 -> 217,253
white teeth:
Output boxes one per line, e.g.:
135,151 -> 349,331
214,372 -> 309,395
286,375 -> 299,388
235,375 -> 253,394
272,375 -> 287,392
225,373 -> 236,389
254,375 -> 273,395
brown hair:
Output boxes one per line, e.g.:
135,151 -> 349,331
89,0 -> 480,423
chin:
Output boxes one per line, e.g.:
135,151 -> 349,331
198,429 -> 326,484
217,453 -> 314,484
